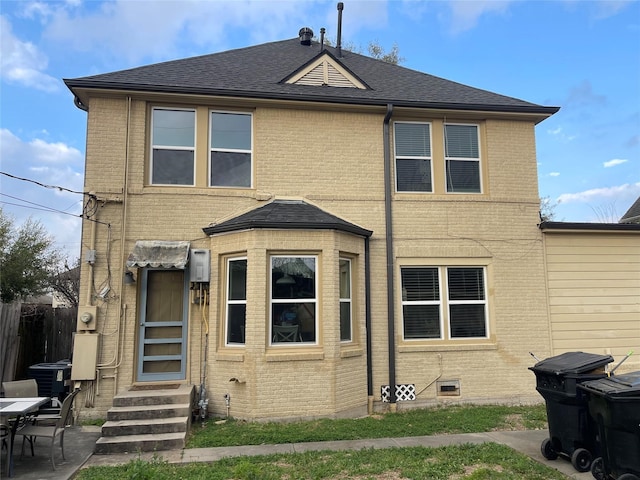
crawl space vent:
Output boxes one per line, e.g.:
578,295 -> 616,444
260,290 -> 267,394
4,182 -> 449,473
381,384 -> 416,402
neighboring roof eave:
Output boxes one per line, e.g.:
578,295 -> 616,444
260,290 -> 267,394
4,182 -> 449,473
539,221 -> 640,232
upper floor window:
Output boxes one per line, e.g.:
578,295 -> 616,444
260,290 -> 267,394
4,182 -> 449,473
401,266 -> 488,340
210,112 -> 252,187
226,257 -> 247,345
151,108 -> 195,185
271,256 -> 317,344
339,258 -> 352,342
394,122 -> 432,192
445,124 -> 481,193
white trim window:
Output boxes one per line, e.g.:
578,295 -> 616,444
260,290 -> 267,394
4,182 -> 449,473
150,108 -> 196,185
339,258 -> 352,342
394,122 -> 433,192
270,256 -> 317,344
210,111 -> 252,187
225,257 -> 247,345
401,266 -> 488,340
444,123 -> 481,193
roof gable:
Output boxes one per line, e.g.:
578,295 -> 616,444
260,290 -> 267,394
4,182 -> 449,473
283,51 -> 368,89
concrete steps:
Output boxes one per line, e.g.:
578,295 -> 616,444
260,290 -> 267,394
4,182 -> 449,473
95,384 -> 195,454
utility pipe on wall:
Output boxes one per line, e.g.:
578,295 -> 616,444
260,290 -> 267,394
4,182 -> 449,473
382,104 -> 397,409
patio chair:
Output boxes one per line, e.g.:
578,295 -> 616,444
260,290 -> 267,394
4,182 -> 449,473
16,388 -> 80,470
2,379 -> 62,417
273,324 -> 301,342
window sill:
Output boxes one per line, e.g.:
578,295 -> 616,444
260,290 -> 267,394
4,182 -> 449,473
398,343 -> 497,353
266,350 -> 324,362
340,347 -> 364,358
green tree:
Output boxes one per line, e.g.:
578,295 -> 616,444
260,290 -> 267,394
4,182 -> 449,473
0,208 -> 62,303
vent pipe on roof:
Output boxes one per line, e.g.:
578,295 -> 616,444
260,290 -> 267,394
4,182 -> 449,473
299,27 -> 313,45
336,2 -> 344,57
320,27 -> 325,52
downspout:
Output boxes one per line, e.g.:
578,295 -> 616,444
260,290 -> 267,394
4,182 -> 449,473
382,104 -> 397,410
365,236 -> 373,413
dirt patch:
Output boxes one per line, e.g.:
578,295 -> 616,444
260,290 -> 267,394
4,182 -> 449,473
449,463 -> 504,479
328,471 -> 409,480
493,413 -> 526,431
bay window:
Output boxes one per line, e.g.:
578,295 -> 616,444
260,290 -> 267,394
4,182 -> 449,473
271,256 -> 317,344
339,258 -> 352,341
226,258 -> 247,345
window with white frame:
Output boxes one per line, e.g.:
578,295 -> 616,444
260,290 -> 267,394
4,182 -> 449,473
401,266 -> 488,340
394,122 -> 433,192
151,108 -> 196,185
226,258 -> 247,345
210,111 -> 252,187
271,256 -> 316,344
444,124 -> 481,193
339,258 -> 352,342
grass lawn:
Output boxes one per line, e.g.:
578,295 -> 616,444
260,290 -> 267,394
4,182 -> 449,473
76,403 -> 565,480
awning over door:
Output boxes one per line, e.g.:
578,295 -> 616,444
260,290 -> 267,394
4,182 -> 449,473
126,241 -> 191,269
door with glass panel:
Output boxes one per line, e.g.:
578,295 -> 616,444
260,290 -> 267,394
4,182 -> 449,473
137,269 -> 189,381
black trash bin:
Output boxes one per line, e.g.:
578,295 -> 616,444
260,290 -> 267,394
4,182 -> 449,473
578,371 -> 640,480
529,351 -> 614,472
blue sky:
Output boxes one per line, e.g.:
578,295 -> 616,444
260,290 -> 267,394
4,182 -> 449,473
1,0 -> 639,261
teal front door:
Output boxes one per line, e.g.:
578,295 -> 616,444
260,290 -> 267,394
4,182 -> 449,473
137,269 -> 188,381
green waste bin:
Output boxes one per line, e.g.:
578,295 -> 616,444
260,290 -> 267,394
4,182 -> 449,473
578,371 -> 640,480
529,351 -> 614,472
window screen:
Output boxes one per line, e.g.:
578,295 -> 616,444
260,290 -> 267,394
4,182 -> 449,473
211,112 -> 252,187
445,124 -> 481,193
395,122 -> 432,192
151,108 -> 195,185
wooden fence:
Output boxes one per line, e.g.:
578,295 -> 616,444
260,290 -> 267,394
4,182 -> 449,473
0,302 -> 76,384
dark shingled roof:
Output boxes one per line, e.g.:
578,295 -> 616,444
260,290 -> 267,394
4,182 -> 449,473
202,200 -> 372,237
65,37 -> 558,116
620,197 -> 640,224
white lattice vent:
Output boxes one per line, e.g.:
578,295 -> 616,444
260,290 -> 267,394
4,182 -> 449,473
381,384 -> 416,402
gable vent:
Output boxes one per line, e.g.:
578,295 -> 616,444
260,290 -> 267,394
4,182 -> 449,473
286,56 -> 367,90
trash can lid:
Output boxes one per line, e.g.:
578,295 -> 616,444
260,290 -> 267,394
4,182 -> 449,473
529,351 -> 614,375
579,371 -> 640,398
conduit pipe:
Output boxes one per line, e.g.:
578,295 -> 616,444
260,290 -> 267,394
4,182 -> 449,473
382,103 -> 397,409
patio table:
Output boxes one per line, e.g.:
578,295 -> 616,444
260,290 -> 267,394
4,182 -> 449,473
0,396 -> 49,478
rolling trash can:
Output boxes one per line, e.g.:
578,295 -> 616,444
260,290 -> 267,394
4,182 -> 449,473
529,351 -> 614,472
578,371 -> 640,480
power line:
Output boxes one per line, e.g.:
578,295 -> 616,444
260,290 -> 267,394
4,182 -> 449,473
1,171 -> 89,196
1,193 -> 80,215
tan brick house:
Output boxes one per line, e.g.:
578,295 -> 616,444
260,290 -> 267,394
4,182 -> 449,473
64,28 -> 561,428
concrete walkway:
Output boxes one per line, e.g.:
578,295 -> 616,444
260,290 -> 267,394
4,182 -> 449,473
3,427 -> 593,479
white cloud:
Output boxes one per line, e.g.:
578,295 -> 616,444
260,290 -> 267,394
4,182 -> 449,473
0,16 -> 60,91
549,172 -> 560,177
39,0 -> 386,65
0,128 -> 84,258
557,182 -> 640,204
446,1 -> 512,34
603,158 -> 628,168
